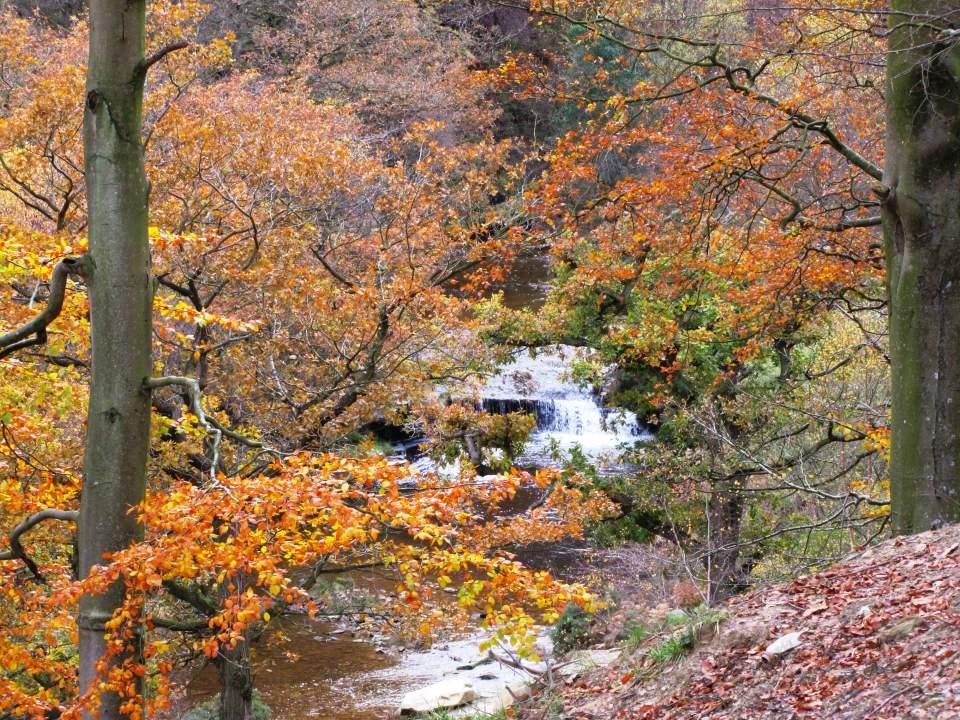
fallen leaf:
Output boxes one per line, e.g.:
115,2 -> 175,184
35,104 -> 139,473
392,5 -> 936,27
801,600 -> 829,619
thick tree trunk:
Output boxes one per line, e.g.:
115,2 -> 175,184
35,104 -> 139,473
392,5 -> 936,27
884,3 -> 960,534
217,636 -> 254,720
78,3 -> 152,719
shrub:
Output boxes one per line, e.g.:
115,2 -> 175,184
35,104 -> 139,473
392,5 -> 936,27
551,602 -> 592,654
181,691 -> 272,720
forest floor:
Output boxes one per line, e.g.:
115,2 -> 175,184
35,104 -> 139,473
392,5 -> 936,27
518,525 -> 960,720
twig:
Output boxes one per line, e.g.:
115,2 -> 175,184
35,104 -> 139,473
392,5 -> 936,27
489,650 -> 545,677
868,684 -> 921,716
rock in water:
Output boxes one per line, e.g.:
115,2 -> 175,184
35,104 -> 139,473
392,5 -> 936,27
399,678 -> 477,715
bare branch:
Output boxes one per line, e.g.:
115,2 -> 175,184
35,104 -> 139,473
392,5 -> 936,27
163,578 -> 218,615
311,243 -> 355,289
145,376 -> 222,483
0,508 -> 79,581
0,255 -> 90,360
139,41 -> 190,74
144,375 -> 278,483
148,616 -> 210,632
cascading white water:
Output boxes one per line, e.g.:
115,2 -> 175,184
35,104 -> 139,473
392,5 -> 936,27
482,346 -> 651,467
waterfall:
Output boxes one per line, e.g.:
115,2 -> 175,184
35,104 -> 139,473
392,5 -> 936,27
481,346 -> 650,467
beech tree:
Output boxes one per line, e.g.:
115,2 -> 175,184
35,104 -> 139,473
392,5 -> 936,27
79,1 -> 155,717
491,1 -> 960,548
0,5 -> 606,719
883,2 -> 960,534
1,1 -> 161,717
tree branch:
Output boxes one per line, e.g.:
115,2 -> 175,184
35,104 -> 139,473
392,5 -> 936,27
515,2 -> 883,181
144,375 -> 277,483
149,615 -> 210,632
145,375 -> 223,482
0,256 -> 91,360
0,509 -> 79,581
311,244 -> 355,289
139,41 -> 189,74
162,578 -> 218,615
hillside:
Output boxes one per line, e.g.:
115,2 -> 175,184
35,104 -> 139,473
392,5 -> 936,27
524,526 -> 960,720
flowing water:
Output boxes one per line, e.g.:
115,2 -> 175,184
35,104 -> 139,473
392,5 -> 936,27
182,489 -> 577,720
184,617 -> 547,719
179,265 -> 651,719
482,346 -> 651,469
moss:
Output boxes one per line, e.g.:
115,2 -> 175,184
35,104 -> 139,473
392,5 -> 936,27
551,602 -> 593,654
180,690 -> 272,720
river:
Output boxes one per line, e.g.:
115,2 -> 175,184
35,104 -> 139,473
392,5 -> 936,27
179,259 -> 650,719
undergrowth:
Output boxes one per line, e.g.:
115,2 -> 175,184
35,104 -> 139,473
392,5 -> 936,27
181,691 -> 272,720
551,602 -> 593,654
623,605 -> 726,665
419,710 -> 507,720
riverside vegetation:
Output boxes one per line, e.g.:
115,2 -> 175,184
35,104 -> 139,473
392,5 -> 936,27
0,2 -> 957,719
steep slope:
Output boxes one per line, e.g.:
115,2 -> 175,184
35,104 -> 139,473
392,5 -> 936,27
528,526 -> 960,719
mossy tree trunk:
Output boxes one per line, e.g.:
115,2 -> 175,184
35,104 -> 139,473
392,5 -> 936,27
884,3 -> 960,534
78,2 -> 153,718
217,633 -> 254,720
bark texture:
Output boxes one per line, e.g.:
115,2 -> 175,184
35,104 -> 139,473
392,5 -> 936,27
217,632 -> 254,720
79,3 -> 152,718
706,481 -> 745,603
884,3 -> 960,534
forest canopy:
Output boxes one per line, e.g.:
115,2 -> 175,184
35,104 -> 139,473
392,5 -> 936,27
0,1 -> 956,719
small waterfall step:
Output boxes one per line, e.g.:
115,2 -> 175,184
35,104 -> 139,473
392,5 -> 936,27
480,346 -> 651,467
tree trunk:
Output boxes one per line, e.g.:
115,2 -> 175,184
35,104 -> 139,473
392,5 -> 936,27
213,529 -> 255,720
78,3 -> 152,719
884,2 -> 960,534
706,481 -> 744,603
217,635 -> 254,720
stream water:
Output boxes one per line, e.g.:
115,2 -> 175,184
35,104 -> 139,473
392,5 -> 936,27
185,616 -> 545,720
481,346 -> 650,470
180,260 -> 650,719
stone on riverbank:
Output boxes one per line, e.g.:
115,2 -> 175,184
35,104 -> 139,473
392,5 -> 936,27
399,678 -> 476,715
452,680 -> 531,717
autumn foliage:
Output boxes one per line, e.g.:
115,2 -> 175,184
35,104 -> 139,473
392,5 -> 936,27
482,0 -> 892,597
0,0 -> 939,717
0,2 -> 611,718
0,453 -> 613,718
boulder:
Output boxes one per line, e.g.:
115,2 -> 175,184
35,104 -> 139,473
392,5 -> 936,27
454,681 -> 531,717
399,678 -> 476,715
